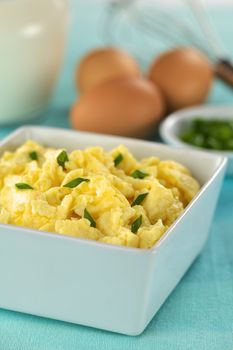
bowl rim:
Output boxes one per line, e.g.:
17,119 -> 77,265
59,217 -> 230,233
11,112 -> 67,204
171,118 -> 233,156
0,125 -> 227,255
159,104 -> 233,157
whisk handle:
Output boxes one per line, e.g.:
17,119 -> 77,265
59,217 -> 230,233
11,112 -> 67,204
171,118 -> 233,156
215,58 -> 233,89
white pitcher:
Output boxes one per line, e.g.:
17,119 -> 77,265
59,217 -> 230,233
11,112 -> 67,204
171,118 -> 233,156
0,0 -> 69,125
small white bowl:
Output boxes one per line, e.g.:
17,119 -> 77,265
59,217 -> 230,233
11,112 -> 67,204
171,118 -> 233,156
0,126 -> 227,335
159,105 -> 233,176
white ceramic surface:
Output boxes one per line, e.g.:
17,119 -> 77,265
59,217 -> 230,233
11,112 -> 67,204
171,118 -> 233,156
0,0 -> 69,125
0,126 -> 227,335
159,105 -> 233,176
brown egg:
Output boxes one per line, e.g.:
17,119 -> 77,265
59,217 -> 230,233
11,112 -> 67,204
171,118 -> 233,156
148,47 -> 213,111
76,47 -> 141,93
70,77 -> 164,138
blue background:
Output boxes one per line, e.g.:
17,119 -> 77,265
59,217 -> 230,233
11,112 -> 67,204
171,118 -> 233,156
0,1 -> 233,349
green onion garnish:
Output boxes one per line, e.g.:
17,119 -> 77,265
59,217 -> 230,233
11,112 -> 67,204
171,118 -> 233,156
57,150 -> 69,170
114,153 -> 124,166
63,177 -> 90,188
84,208 -> 96,228
130,169 -> 149,179
131,193 -> 148,207
29,151 -> 38,161
15,183 -> 33,190
131,215 -> 142,233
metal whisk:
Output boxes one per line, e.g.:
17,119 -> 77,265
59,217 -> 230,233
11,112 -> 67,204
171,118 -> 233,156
101,0 -> 233,88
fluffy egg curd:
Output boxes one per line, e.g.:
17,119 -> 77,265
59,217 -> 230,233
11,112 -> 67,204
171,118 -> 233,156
0,140 -> 200,249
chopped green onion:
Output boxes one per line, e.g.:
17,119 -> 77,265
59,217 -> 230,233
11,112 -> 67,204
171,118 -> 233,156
131,215 -> 142,234
180,118 -> 233,150
15,183 -> 33,190
130,169 -> 149,179
57,150 -> 69,170
114,153 -> 124,166
29,151 -> 38,161
63,177 -> 90,188
131,193 -> 148,207
84,208 -> 96,228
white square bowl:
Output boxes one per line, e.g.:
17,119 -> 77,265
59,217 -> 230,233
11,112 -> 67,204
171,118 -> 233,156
0,126 -> 227,335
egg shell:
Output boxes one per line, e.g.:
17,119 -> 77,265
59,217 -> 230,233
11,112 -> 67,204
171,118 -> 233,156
149,47 -> 213,111
76,47 -> 141,93
71,77 -> 165,138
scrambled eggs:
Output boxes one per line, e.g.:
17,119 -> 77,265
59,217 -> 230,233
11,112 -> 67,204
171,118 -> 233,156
0,140 -> 200,249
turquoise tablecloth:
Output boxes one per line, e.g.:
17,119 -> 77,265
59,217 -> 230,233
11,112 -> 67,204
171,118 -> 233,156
0,2 -> 233,349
